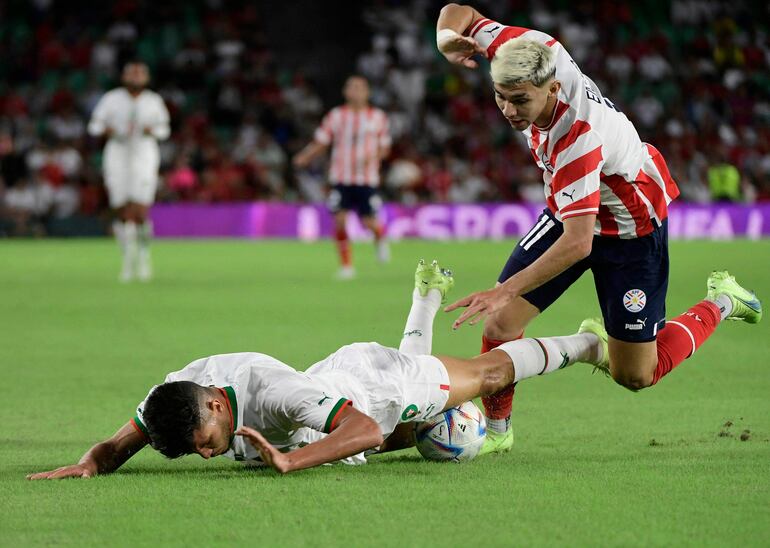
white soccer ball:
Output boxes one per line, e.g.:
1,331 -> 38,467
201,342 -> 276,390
414,401 -> 487,462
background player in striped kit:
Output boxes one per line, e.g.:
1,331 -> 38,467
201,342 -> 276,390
88,61 -> 170,282
293,75 -> 391,280
436,3 -> 763,454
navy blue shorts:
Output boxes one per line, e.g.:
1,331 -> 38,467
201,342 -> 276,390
327,184 -> 382,217
498,209 -> 669,342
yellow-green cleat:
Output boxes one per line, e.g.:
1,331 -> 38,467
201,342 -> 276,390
414,259 -> 455,303
578,317 -> 610,376
478,428 -> 514,456
707,271 -> 762,323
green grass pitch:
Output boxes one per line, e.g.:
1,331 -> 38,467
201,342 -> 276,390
1,238 -> 769,546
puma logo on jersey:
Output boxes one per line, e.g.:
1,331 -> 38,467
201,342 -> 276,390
561,189 -> 576,201
403,329 -> 423,337
483,25 -> 500,34
318,393 -> 332,406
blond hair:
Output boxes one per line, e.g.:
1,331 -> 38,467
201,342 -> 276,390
490,38 -> 556,87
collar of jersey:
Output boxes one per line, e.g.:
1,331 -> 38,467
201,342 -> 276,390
216,386 -> 239,444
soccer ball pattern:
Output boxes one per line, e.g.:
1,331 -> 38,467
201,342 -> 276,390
414,401 -> 487,462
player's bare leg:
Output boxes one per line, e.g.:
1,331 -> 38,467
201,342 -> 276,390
362,214 -> 389,263
440,322 -> 604,409
133,202 -> 153,282
333,211 -> 354,280
477,293 -> 540,452
607,271 -> 761,391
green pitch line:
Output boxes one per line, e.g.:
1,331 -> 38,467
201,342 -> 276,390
1,239 -> 768,546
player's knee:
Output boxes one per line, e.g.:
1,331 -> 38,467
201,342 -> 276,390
610,368 -> 653,391
477,360 -> 512,396
483,316 -> 523,342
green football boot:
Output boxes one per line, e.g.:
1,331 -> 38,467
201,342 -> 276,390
478,427 -> 514,456
578,317 -> 610,376
707,271 -> 762,324
414,259 -> 455,303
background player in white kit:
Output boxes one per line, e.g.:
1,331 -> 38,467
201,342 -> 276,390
28,261 -> 615,477
88,61 -> 170,282
293,75 -> 391,280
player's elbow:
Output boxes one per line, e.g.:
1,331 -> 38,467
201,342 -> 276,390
575,239 -> 593,260
440,3 -> 465,18
360,416 -> 384,448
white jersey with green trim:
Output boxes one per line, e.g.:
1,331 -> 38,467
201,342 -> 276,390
131,344 -> 450,465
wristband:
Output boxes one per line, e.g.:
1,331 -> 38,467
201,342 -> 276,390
436,28 -> 460,49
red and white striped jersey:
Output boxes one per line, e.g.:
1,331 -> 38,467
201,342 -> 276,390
313,105 -> 391,187
468,19 -> 680,238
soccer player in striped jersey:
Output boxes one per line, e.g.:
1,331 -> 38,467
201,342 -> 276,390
436,4 -> 763,454
294,75 -> 392,280
27,261 -> 615,477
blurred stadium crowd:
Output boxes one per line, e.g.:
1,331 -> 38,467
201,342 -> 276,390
1,0 -> 769,235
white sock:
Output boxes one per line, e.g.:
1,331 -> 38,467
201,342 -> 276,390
496,333 -> 601,382
138,220 -> 153,253
123,221 -> 138,264
709,294 -> 732,321
113,220 -> 126,253
486,417 -> 510,434
399,288 -> 442,355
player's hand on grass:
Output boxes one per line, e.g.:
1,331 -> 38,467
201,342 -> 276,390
236,426 -> 291,474
27,464 -> 94,480
445,285 -> 513,329
437,33 -> 485,68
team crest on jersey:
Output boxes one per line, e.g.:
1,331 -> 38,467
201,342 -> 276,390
623,289 -> 646,312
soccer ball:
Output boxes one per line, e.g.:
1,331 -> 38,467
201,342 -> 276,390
414,401 -> 486,462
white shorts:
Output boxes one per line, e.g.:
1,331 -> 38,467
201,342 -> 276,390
305,342 -> 451,440
103,142 -> 160,208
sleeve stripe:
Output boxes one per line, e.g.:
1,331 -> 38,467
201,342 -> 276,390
468,18 -> 491,37
130,416 -> 149,439
561,207 -> 599,219
323,398 -> 352,433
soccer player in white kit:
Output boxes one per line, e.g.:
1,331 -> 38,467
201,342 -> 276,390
435,4 -> 762,455
88,61 -> 170,282
28,261 -> 615,478
293,75 -> 391,280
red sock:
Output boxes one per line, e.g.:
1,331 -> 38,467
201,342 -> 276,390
334,227 -> 351,267
652,300 -> 720,385
481,334 -> 522,427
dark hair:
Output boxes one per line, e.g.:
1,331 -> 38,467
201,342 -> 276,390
143,381 -> 205,458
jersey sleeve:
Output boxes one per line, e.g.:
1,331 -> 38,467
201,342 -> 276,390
266,372 -> 352,434
148,96 -> 171,140
549,125 -> 604,219
130,385 -> 159,440
87,94 -> 110,136
466,19 -> 555,60
313,109 -> 336,146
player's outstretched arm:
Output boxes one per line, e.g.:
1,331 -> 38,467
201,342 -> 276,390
27,421 -> 148,480
293,141 -> 329,169
237,406 -> 383,474
436,3 -> 487,68
446,215 -> 596,328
